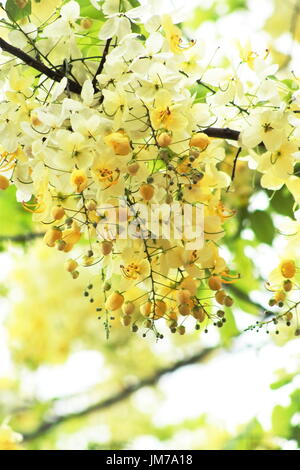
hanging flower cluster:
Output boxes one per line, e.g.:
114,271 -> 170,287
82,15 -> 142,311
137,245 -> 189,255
0,0 -> 300,338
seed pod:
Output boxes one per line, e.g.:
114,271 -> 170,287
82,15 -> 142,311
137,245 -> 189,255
51,206 -> 65,220
105,292 -> 124,311
154,300 -> 167,318
280,260 -> 296,279
224,296 -> 234,307
43,227 -> 62,247
192,306 -> 206,322
157,132 -> 172,147
121,315 -> 132,326
178,303 -> 190,316
127,162 -> 140,175
140,301 -> 152,317
101,241 -> 113,255
208,275 -> 222,291
189,133 -> 210,150
0,175 -> 9,190
122,301 -> 135,315
65,258 -> 78,273
176,289 -> 191,304
283,279 -> 293,292
215,289 -> 226,305
177,325 -> 186,335
140,184 -> 154,201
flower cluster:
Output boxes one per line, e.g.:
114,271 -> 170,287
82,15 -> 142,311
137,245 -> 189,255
0,0 -> 299,338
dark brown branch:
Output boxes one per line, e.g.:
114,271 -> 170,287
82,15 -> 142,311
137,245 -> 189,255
23,346 -> 216,441
92,38 -> 112,90
0,38 -> 82,94
227,146 -> 242,191
0,232 -> 44,243
202,127 -> 240,141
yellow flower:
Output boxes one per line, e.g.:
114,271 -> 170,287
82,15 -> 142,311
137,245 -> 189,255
104,131 -> 131,155
161,15 -> 195,54
70,169 -> 88,193
150,90 -> 188,131
0,423 -> 23,450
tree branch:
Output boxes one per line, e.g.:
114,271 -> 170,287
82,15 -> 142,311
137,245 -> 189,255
92,38 -> 112,90
202,127 -> 240,141
0,232 -> 44,243
0,38 -> 82,94
22,346 -> 216,441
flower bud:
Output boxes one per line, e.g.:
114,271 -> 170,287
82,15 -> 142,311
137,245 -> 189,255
65,259 -> 78,273
51,206 -> 65,220
280,260 -> 296,279
105,292 -> 124,311
176,289 -> 191,304
157,132 -> 172,147
127,162 -> 140,175
140,301 -> 152,317
208,275 -> 222,291
101,241 -> 113,255
189,133 -> 210,150
80,18 -> 93,29
43,227 -> 62,247
122,301 -> 135,315
0,175 -> 9,190
140,184 -> 154,201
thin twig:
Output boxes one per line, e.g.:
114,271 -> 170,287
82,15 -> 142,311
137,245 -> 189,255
22,346 -> 216,441
0,37 -> 82,94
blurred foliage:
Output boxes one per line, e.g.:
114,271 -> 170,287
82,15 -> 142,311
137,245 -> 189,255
0,0 -> 300,452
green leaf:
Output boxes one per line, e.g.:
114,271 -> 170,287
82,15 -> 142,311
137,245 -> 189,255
220,310 -> 239,347
249,210 -> 275,245
268,188 -> 295,218
272,405 -> 293,438
0,186 -> 32,236
77,0 -> 105,20
5,0 -> 32,21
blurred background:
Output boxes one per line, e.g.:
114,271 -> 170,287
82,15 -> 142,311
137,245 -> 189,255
1,0 -> 300,450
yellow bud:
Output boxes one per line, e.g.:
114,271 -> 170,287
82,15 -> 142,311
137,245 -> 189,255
154,300 -> 167,319
192,306 -> 206,322
176,289 -> 191,305
43,227 -> 62,247
64,259 -> 78,273
140,301 -> 152,317
87,200 -> 97,211
80,18 -> 93,29
0,175 -> 9,190
51,206 -> 65,220
101,241 -> 113,255
157,132 -> 172,147
178,304 -> 190,316
140,184 -> 154,201
215,290 -> 226,305
104,132 -> 131,155
70,169 -> 88,193
121,315 -> 132,326
189,132 -> 210,150
127,162 -> 140,175
122,301 -> 135,315
105,292 -> 124,311
208,275 -> 222,291
280,260 -> 296,279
